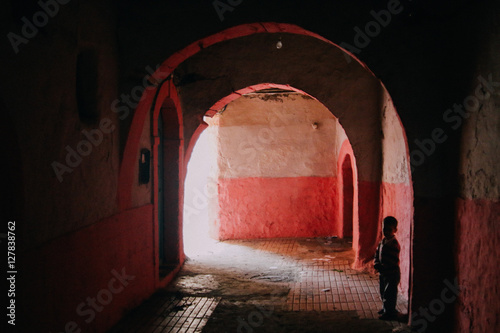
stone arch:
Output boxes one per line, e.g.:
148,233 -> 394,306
117,23 -> 413,302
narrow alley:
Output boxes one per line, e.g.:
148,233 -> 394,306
4,2 -> 499,332
109,238 -> 409,332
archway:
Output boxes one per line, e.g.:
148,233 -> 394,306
198,88 -> 350,241
117,22 -> 413,306
155,96 -> 182,277
342,154 -> 354,239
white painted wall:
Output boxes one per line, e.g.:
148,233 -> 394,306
214,93 -> 347,179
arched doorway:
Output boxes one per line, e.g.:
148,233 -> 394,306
155,97 -> 182,277
190,88 -> 349,241
342,154 -> 354,239
118,22 -> 413,309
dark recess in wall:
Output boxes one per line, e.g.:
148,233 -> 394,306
76,49 -> 100,125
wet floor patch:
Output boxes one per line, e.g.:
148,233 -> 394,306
248,267 -> 297,283
175,274 -> 220,294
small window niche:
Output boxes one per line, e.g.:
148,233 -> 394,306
76,50 -> 100,125
139,148 -> 151,184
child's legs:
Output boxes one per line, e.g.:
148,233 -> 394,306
382,273 -> 400,314
379,275 -> 385,301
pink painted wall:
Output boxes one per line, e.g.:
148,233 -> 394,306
455,199 -> 500,332
211,93 -> 347,240
19,205 -> 158,332
217,176 -> 339,239
354,180 -> 382,266
455,32 -> 500,331
378,88 -> 413,301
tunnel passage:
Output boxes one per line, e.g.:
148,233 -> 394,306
184,91 -> 355,243
119,23 -> 413,310
7,0 -> 499,330
211,91 -> 351,240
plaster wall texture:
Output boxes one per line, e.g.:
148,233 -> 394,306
213,93 -> 345,239
455,12 -> 500,331
381,93 -> 411,185
380,88 -> 413,302
19,205 -> 155,333
458,79 -> 500,201
1,3 -> 160,331
174,33 -> 383,183
217,177 -> 339,239
217,93 -> 341,178
1,0 -> 120,248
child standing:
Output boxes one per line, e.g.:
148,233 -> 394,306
374,216 -> 401,320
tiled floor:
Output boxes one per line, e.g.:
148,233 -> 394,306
249,238 -> 407,321
109,294 -> 220,333
109,238 -> 409,332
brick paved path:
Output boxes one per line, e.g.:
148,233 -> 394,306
109,238 -> 411,333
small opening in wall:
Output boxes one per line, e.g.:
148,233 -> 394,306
139,149 -> 151,184
76,50 -> 100,124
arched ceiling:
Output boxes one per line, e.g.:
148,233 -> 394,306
171,32 -> 383,182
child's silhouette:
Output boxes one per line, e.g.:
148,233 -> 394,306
374,216 -> 400,320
